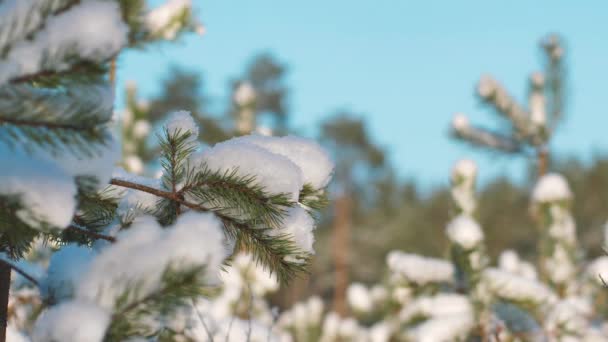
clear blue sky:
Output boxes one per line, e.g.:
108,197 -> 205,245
116,1 -> 608,187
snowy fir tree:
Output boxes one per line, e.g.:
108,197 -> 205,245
3,2 -> 608,342
0,1 -> 334,341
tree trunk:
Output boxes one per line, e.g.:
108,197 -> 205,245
537,146 -> 549,178
332,195 -> 351,316
0,261 -> 11,342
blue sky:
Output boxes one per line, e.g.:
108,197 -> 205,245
116,1 -> 608,187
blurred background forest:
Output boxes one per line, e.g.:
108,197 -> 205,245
113,0 -> 608,321
117,43 -> 608,312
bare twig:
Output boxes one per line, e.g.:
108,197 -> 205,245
66,225 -> 116,243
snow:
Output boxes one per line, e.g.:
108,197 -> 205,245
211,318 -> 281,342
477,74 -> 497,98
0,1 -> 128,84
277,206 -> 315,255
529,88 -> 546,127
451,159 -> 477,182
586,256 -> 608,285
52,131 -> 121,189
347,283 -> 372,313
482,268 -> 556,305
231,135 -> 335,189
32,300 -> 110,342
41,245 -> 94,302
220,253 -> 278,297
0,0 -> 73,56
386,251 -> 454,285
399,294 -> 472,321
451,113 -> 469,130
145,0 -> 193,40
406,314 -> 474,342
545,297 -> 592,336
234,82 -> 256,106
445,214 -> 484,249
76,212 -> 229,309
133,120 -> 152,139
124,155 -> 144,174
113,168 -> 162,217
165,110 -> 199,142
7,324 -> 30,342
532,173 -> 572,203
498,249 -> 538,280
0,146 -> 76,229
189,139 -> 304,201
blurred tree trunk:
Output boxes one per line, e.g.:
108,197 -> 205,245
537,147 -> 549,177
332,194 -> 351,316
0,262 -> 10,342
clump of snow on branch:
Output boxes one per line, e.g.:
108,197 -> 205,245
387,251 -> 454,285
481,268 -> 556,305
41,245 -> 94,302
276,207 -> 315,257
446,214 -> 484,249
0,146 -> 76,229
531,173 -> 572,203
498,249 -> 538,280
76,212 -> 229,309
165,109 -> 199,145
232,135 -> 335,189
32,300 -> 110,342
0,0 -> 128,84
190,140 -> 304,201
346,282 -> 373,313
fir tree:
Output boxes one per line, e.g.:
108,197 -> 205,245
0,2 -> 333,341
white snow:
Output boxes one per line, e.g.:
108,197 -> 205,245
32,300 -> 110,342
445,214 -> 484,249
529,89 -> 546,127
0,1 -> 128,84
41,245 -> 94,302
451,113 -> 469,130
165,110 -> 199,142
0,146 -> 76,229
189,139 -> 304,201
347,282 -> 372,313
133,120 -> 152,139
231,135 -> 335,189
477,74 -> 497,98
52,131 -> 121,189
145,0 -> 193,40
586,256 -> 608,285
482,268 -> 556,305
399,294 -> 473,321
211,318 -> 281,342
234,82 -> 256,106
451,159 -> 477,182
498,249 -> 538,280
386,251 -> 454,285
532,173 -> 572,203
277,206 -> 315,255
75,212 -> 229,310
113,168 -> 162,217
7,324 -> 30,342
406,314 -> 474,342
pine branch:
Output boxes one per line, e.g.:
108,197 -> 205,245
64,225 -> 115,243
0,81 -> 114,157
110,177 -> 309,283
105,265 -> 207,341
179,166 -> 293,229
